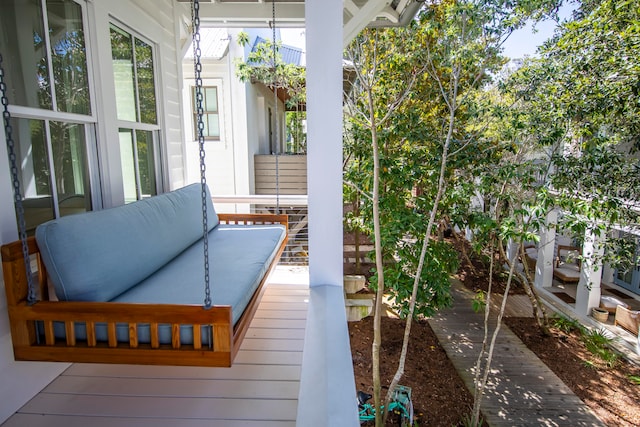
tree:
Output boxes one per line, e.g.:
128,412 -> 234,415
465,1 -> 640,421
502,0 -> 640,274
344,25 -> 430,426
343,0 -> 554,423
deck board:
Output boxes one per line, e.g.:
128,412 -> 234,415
3,414 -> 296,427
1,267 -> 309,427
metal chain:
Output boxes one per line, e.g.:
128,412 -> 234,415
0,53 -> 37,305
192,0 -> 211,309
271,0 -> 280,214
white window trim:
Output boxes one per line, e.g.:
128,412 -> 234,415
185,78 -> 227,148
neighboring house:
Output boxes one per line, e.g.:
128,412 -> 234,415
181,28 -> 306,199
0,1 -> 422,425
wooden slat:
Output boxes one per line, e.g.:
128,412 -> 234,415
129,324 -> 138,348
248,318 -> 307,329
171,324 -> 180,349
45,376 -> 300,399
193,325 -> 202,350
107,323 -> 117,348
64,363 -> 302,381
44,320 -> 55,345
18,394 -> 298,421
150,323 -> 159,349
65,322 -> 76,346
254,309 -> 307,320
2,414 -> 296,427
86,321 -> 97,347
240,338 -> 304,351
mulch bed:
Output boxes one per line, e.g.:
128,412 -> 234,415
349,316 -> 475,426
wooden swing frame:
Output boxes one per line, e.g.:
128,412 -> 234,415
1,213 -> 288,367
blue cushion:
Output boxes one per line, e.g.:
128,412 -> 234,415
44,223 -> 286,346
113,223 -> 287,326
35,183 -> 218,302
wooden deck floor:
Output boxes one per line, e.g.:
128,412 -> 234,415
429,281 -> 605,427
1,267 -> 309,427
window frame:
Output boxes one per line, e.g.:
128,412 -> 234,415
191,85 -> 221,141
109,21 -> 163,202
4,0 -> 101,223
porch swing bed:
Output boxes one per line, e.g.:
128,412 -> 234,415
1,183 -> 288,367
1,0 -> 291,367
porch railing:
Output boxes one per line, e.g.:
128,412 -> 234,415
212,194 -> 309,265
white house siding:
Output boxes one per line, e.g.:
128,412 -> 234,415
182,57 -> 237,196
0,0 -> 186,422
129,0 -> 187,191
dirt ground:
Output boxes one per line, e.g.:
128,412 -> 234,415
347,234 -> 640,426
349,316 -> 475,427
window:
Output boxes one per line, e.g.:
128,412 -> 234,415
0,0 -> 94,232
110,23 -> 160,202
192,86 -> 220,140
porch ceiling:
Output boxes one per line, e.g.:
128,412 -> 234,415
176,0 -> 422,46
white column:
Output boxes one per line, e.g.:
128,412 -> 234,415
535,209 -> 557,288
575,230 -> 605,316
306,0 -> 343,289
298,3 -> 359,427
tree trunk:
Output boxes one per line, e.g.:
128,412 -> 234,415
368,88 -> 385,427
383,82 -> 457,424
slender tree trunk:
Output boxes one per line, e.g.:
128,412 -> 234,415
368,88 -> 385,427
472,241 -> 518,426
383,86 -> 457,423
497,241 -> 549,332
471,236 -> 496,425
354,195 -> 361,274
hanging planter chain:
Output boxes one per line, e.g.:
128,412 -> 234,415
0,53 -> 37,305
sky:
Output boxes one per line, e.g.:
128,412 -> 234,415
502,3 -> 576,59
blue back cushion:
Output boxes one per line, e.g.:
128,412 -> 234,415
35,183 -> 218,302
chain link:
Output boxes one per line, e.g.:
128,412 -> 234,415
192,0 -> 211,309
0,53 -> 37,305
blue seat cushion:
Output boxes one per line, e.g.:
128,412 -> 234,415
113,223 -> 287,326
35,183 -> 218,302
43,223 -> 286,346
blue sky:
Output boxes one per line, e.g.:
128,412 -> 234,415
502,3 -> 576,59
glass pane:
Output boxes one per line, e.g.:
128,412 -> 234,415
47,0 -> 90,115
111,26 -> 137,122
207,113 -> 220,138
0,0 -> 52,110
50,121 -> 90,216
192,87 -> 198,111
205,87 -> 218,112
10,118 -> 54,232
119,129 -> 137,203
135,130 -> 157,198
135,38 -> 157,124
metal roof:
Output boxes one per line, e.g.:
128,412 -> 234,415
252,36 -> 303,66
185,27 -> 230,60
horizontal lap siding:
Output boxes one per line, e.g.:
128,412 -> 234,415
2,277 -> 309,427
254,155 -> 307,195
